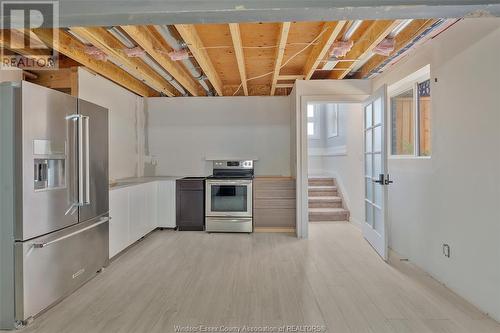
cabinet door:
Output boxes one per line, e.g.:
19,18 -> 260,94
158,181 -> 176,228
109,188 -> 130,258
177,188 -> 204,230
129,184 -> 147,242
145,182 -> 158,232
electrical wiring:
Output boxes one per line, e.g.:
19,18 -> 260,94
232,27 -> 329,96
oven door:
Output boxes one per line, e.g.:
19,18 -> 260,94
206,179 -> 252,217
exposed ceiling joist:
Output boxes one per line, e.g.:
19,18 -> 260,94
330,20 -> 402,79
70,26 -> 178,96
270,22 -> 291,96
351,19 -> 436,79
0,29 -> 52,58
121,25 -> 203,96
303,21 -> 346,80
276,83 -> 294,88
228,23 -> 248,96
175,24 -> 224,96
32,29 -> 158,97
278,74 -> 304,80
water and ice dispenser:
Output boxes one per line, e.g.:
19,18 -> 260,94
33,139 -> 66,191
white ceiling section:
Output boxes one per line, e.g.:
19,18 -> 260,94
22,0 -> 500,28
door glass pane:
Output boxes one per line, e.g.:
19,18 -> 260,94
373,153 -> 382,178
374,181 -> 382,207
307,104 -> 315,118
374,97 -> 382,125
365,104 -> 372,129
365,129 -> 372,152
374,208 -> 383,233
308,122 -> 315,136
374,126 -> 382,152
365,178 -> 373,202
365,202 -> 373,227
365,154 -> 372,177
391,89 -> 414,155
211,185 -> 247,212
418,79 -> 431,156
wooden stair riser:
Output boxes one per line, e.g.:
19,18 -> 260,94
309,189 -> 337,197
309,200 -> 343,209
309,211 -> 349,222
308,178 -> 335,187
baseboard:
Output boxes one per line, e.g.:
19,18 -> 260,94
254,227 -> 295,233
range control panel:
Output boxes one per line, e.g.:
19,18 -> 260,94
213,160 -> 253,170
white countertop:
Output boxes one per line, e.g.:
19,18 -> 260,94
109,176 -> 183,190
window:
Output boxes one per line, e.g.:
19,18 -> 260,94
417,79 -> 431,156
326,104 -> 338,138
307,104 -> 320,139
390,75 -> 431,157
391,89 -> 415,155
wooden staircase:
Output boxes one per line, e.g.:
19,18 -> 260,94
308,178 -> 350,222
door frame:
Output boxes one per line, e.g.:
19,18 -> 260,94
296,94 -> 369,239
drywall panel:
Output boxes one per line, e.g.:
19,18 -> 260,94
373,18 -> 500,321
78,68 -> 145,181
147,96 -> 291,177
295,79 -> 371,99
0,68 -> 22,83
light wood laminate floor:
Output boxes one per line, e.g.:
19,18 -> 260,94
19,222 -> 500,333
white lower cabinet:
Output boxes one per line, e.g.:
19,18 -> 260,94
109,187 -> 130,258
109,180 -> 176,259
157,180 -> 176,228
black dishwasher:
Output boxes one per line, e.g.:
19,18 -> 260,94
176,177 -> 205,231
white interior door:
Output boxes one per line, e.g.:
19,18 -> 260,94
363,85 -> 389,260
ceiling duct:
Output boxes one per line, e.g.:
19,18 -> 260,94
108,26 -> 187,96
155,25 -> 213,95
324,20 -> 363,71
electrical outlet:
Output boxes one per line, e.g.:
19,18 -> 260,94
443,244 -> 451,258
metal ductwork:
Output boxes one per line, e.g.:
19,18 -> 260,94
155,25 -> 213,95
106,26 -> 188,96
363,19 -> 448,79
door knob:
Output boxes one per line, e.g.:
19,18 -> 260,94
374,174 -> 384,184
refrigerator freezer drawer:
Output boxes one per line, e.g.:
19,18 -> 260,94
14,216 -> 109,322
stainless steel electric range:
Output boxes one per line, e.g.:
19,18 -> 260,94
205,160 -> 254,233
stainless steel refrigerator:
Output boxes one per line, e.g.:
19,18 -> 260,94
0,81 -> 109,329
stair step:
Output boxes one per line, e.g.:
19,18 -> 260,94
308,185 -> 337,196
309,196 -> 342,208
309,208 -> 349,222
308,178 -> 335,187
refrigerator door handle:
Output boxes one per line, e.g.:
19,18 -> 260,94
65,114 -> 82,211
77,115 -> 84,205
32,217 -> 109,248
76,115 -> 90,206
82,115 -> 90,205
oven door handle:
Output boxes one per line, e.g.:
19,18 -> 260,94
206,180 -> 252,185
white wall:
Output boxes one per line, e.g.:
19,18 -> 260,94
0,68 -> 22,83
373,18 -> 500,321
147,96 -> 291,177
78,68 -> 145,181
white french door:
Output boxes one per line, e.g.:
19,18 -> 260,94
363,85 -> 390,260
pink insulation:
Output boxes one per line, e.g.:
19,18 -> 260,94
123,46 -> 145,58
168,49 -> 190,61
330,40 -> 353,58
84,46 -> 107,61
373,38 -> 395,56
